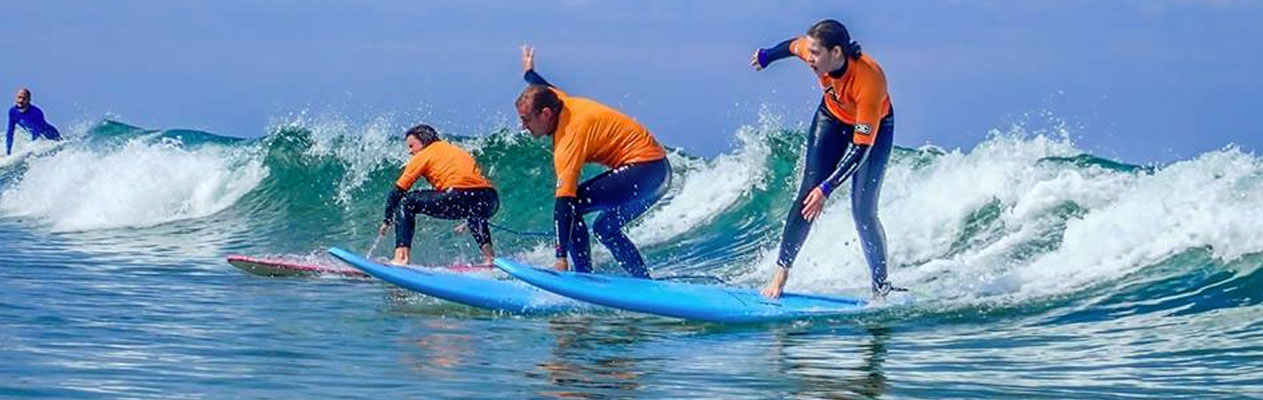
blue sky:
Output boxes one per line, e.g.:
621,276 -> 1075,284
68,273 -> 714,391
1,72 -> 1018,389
4,1 -> 1261,163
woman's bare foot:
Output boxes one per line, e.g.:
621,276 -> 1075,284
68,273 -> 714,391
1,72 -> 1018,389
761,267 -> 790,299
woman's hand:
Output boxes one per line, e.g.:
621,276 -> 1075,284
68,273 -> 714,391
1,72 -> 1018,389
801,187 -> 827,222
749,49 -> 765,71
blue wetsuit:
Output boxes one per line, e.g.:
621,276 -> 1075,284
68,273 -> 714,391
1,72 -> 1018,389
554,159 -> 671,278
777,102 -> 895,294
7,105 -> 61,155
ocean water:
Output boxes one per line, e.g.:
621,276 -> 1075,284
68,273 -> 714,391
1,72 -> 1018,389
1,116 -> 1261,399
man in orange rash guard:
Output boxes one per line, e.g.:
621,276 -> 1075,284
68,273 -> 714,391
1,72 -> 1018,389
751,19 -> 905,299
514,46 -> 671,279
378,124 -> 500,266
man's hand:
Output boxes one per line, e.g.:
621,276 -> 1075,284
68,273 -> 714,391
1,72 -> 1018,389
522,45 -> 535,72
553,257 -> 569,272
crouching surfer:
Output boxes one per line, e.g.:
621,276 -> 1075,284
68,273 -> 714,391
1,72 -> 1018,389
379,124 -> 500,266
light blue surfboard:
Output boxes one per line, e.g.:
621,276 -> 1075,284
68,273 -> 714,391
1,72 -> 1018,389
328,247 -> 584,314
495,258 -> 869,323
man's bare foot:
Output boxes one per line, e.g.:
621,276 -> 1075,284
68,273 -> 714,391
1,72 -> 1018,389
390,247 -> 410,266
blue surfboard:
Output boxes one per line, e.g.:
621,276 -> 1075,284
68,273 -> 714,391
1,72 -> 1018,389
328,247 -> 584,314
495,258 -> 869,323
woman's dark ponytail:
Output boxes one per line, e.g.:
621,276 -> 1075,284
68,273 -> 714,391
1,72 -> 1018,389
845,40 -> 862,59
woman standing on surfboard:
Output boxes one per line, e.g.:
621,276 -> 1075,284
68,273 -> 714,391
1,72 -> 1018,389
379,124 -> 500,266
751,20 -> 903,299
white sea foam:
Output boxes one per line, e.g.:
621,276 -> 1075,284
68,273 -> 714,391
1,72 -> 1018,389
0,137 -> 266,232
742,127 -> 1263,306
629,116 -> 777,246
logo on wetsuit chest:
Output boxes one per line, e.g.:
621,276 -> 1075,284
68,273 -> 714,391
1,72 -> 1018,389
855,123 -> 873,136
823,86 -> 842,104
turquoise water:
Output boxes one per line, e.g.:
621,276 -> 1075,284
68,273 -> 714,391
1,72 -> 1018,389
1,119 -> 1261,398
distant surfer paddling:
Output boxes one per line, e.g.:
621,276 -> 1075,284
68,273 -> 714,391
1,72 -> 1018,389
379,124 -> 500,266
6,88 -> 62,156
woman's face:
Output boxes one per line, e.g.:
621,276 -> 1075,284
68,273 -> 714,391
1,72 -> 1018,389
805,36 -> 846,76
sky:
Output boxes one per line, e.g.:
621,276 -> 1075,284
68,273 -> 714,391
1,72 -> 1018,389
3,0 -> 1262,164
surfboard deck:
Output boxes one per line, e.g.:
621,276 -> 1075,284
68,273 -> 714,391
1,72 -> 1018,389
327,247 -> 584,314
226,254 -> 368,278
227,253 -> 491,278
495,258 -> 869,323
